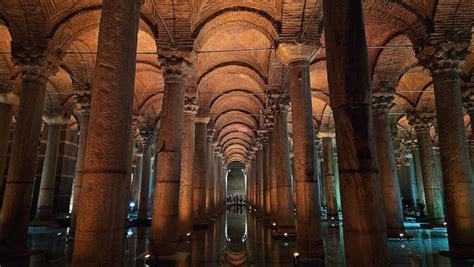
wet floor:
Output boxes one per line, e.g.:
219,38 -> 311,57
1,207 -> 474,266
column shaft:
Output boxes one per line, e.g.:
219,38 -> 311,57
416,130 -> 444,224
0,65 -> 48,254
178,110 -> 196,234
70,110 -> 90,235
287,59 -> 323,257
150,59 -> 188,256
322,137 -> 337,217
72,0 -> 140,264
433,69 -> 474,256
138,137 -> 152,220
373,109 -> 404,234
35,122 -> 63,220
263,140 -> 271,216
273,110 -> 295,229
257,148 -> 265,213
269,131 -> 278,219
323,0 -> 388,264
412,147 -> 426,205
0,103 -> 13,187
193,120 -> 209,225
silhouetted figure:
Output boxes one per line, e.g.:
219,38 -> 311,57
239,195 -> 243,204
417,199 -> 425,218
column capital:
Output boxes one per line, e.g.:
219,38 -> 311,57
158,53 -> 194,84
75,91 -> 92,115
257,130 -> 269,144
276,43 -> 321,65
372,81 -> 396,114
407,111 -> 435,133
263,108 -> 274,130
266,89 -> 290,113
43,109 -> 71,126
184,95 -> 198,115
207,128 -> 215,141
416,41 -> 470,77
462,81 -> 474,115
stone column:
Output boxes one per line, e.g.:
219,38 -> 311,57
0,85 -> 15,188
408,112 -> 444,224
269,129 -> 278,220
267,90 -> 295,231
206,131 -> 216,215
418,42 -> 474,257
0,60 -> 51,255
193,116 -> 210,226
405,140 -> 426,205
213,146 -> 221,212
70,91 -> 91,235
71,0 -> 141,264
277,45 -> 324,258
260,130 -> 271,216
150,54 -> 193,257
138,129 -> 153,221
178,95 -> 198,235
321,136 -> 337,218
256,139 -> 265,213
35,111 -> 70,220
372,89 -> 405,235
323,0 -> 388,264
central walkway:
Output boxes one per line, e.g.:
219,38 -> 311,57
1,207 -> 473,266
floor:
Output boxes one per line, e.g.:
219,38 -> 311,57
1,208 -> 474,266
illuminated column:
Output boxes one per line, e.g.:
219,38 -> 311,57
193,116 -> 210,226
372,88 -> 404,235
408,112 -> 444,224
206,130 -> 216,216
260,130 -> 271,216
323,0 -> 388,264
321,135 -> 337,218
268,89 -> 295,232
177,95 -> 198,235
71,0 -> 141,264
150,53 -> 193,257
70,90 -> 91,235
277,44 -> 324,258
35,111 -> 70,220
0,57 -> 55,254
418,42 -> 474,257
0,84 -> 15,188
138,129 -> 154,221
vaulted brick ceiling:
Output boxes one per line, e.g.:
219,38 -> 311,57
0,0 -> 472,165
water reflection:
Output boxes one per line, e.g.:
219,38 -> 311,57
3,211 -> 474,266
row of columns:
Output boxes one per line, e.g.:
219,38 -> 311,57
0,0 -> 473,265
